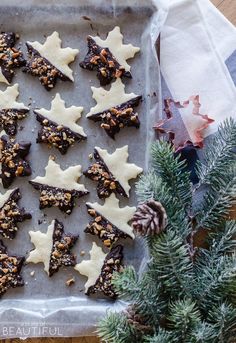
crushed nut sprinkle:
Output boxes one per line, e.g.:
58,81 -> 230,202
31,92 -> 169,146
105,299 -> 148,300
0,188 -> 31,239
0,135 -> 31,188
22,44 -> 69,91
87,245 -> 123,298
48,219 -> 78,276
35,113 -> 86,155
0,108 -> 29,136
29,182 -> 88,215
0,32 -> 25,83
84,149 -> 126,199
88,96 -> 142,139
66,277 -> 75,286
80,37 -> 131,86
85,207 -> 128,248
0,240 -> 24,296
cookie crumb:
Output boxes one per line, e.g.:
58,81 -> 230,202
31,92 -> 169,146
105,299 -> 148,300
49,154 -> 55,161
66,277 -> 75,286
80,250 -> 85,256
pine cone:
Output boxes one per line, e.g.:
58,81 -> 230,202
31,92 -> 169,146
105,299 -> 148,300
126,305 -> 152,333
132,200 -> 167,236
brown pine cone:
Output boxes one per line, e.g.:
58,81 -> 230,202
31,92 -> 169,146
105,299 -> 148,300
126,305 -> 152,333
132,200 -> 167,236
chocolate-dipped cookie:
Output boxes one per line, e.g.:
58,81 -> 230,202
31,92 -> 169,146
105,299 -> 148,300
84,145 -> 142,199
27,219 -> 78,277
22,32 -> 78,90
0,32 -> 25,84
0,188 -> 31,239
75,242 -> 123,298
34,93 -> 86,154
85,194 -> 135,248
0,84 -> 29,136
0,240 -> 24,296
0,133 -> 31,188
29,158 -> 88,214
80,26 -> 140,85
87,78 -> 141,139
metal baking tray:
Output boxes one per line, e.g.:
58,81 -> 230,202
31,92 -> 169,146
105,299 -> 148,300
0,0 -> 167,338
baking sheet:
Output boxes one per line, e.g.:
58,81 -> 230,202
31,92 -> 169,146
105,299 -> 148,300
0,0 -> 168,338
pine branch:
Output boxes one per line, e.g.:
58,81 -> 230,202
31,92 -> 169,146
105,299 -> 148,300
194,250 -> 236,312
98,119 -> 236,343
208,303 -> 236,343
136,172 -> 191,238
194,166 -> 236,231
113,267 -> 167,327
151,141 -> 192,212
149,230 -> 193,296
196,118 -> 236,188
133,272 -> 167,327
112,266 -> 139,299
98,312 -> 139,343
190,322 -> 216,343
144,329 -> 176,343
167,299 -> 201,342
209,221 -> 236,255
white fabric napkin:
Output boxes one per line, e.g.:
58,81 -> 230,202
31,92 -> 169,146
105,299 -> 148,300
160,0 -> 236,139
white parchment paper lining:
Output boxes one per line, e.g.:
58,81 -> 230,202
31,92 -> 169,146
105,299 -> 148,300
0,0 -> 168,337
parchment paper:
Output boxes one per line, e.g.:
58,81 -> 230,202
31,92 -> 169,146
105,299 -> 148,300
0,0 -> 168,337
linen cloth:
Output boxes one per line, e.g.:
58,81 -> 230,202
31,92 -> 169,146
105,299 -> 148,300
160,0 -> 236,141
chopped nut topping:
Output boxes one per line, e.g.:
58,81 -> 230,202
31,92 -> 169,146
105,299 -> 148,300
84,149 -> 126,199
49,220 -> 78,276
22,43 -> 69,91
66,277 -> 75,286
87,245 -> 123,298
35,112 -> 86,155
80,37 -> 131,86
0,135 -> 31,188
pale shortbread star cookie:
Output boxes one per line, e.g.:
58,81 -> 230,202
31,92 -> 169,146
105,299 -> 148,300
27,32 -> 78,81
24,32 -> 78,90
75,242 -> 123,298
85,194 -> 135,247
34,93 -> 86,154
0,84 -> 29,136
31,159 -> 87,192
27,219 -> 78,276
80,27 -> 140,85
75,242 -> 106,293
92,26 -> 140,72
84,145 -> 143,198
30,159 -> 88,214
87,78 -> 139,116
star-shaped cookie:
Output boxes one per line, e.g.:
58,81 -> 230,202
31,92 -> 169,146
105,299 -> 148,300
34,93 -> 86,154
0,132 -> 31,188
0,32 -> 25,84
80,26 -> 140,85
0,84 -> 29,136
0,240 -> 24,296
0,188 -> 31,239
29,158 -> 88,214
84,145 -> 142,198
87,78 -> 141,139
85,194 -> 135,248
23,32 -> 79,90
27,219 -> 78,276
75,242 -> 123,298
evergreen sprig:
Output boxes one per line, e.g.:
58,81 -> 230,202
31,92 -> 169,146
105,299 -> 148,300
98,118 -> 236,343
196,118 -> 236,188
